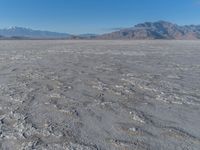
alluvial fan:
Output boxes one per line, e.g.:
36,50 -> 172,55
0,40 -> 200,150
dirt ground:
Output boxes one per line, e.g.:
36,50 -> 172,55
0,40 -> 200,150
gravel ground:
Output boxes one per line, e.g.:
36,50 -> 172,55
0,40 -> 200,150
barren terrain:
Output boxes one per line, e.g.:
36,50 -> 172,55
0,40 -> 200,150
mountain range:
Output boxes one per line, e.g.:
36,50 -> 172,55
98,21 -> 200,40
0,27 -> 71,39
1,21 -> 200,40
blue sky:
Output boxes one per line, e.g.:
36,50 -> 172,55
0,0 -> 200,34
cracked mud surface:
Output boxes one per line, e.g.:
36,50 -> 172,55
0,40 -> 200,150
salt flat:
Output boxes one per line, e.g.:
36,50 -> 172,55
0,40 -> 200,150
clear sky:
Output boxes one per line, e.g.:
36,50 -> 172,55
0,0 -> 200,34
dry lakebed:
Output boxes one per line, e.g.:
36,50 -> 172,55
0,40 -> 200,150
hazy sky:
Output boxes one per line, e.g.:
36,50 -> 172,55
0,0 -> 200,34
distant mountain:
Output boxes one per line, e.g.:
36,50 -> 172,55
0,27 -> 71,39
98,21 -> 200,40
70,34 -> 98,39
78,34 -> 98,38
1,21 -> 200,40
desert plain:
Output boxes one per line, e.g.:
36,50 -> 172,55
0,40 -> 200,150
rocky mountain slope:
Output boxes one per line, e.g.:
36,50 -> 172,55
98,21 -> 200,40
